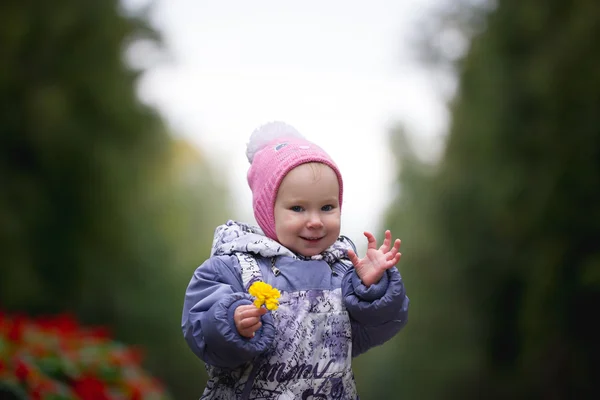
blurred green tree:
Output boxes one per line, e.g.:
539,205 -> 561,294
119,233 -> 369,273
370,0 -> 600,399
354,127 -> 480,400
0,1 -> 228,398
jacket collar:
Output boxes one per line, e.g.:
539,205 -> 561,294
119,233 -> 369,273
211,220 -> 354,264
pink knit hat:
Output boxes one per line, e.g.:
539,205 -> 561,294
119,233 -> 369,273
246,121 -> 343,240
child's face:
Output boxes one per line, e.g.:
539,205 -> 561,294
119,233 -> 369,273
274,162 -> 341,257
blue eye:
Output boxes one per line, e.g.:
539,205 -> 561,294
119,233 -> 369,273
322,205 -> 334,211
290,206 -> 303,212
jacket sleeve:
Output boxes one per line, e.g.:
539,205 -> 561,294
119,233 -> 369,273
342,266 -> 409,358
181,255 -> 276,368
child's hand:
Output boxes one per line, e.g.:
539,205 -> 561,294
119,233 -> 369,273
234,304 -> 267,338
347,230 -> 402,287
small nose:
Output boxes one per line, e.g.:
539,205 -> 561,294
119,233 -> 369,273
306,213 -> 324,229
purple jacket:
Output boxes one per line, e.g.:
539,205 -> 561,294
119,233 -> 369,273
181,221 -> 409,398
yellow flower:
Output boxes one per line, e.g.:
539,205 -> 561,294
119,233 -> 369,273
248,281 -> 281,311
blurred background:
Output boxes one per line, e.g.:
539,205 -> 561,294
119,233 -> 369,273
1,0 -> 598,399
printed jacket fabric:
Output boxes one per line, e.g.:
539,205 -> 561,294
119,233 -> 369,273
182,220 -> 409,400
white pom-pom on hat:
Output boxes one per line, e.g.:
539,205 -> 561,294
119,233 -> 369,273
246,121 -> 305,164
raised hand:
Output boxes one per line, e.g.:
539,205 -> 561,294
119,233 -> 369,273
347,230 -> 402,287
234,304 -> 267,338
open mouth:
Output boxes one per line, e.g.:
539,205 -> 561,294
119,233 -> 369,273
301,236 -> 323,243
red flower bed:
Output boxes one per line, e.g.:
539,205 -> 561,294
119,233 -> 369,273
0,312 -> 172,400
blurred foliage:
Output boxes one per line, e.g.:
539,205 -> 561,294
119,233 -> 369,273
356,0 -> 600,399
0,312 -> 171,399
0,1 -> 229,398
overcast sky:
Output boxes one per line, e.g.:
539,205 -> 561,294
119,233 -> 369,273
123,0 -> 450,249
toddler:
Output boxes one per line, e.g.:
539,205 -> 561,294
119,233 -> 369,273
182,121 -> 409,399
